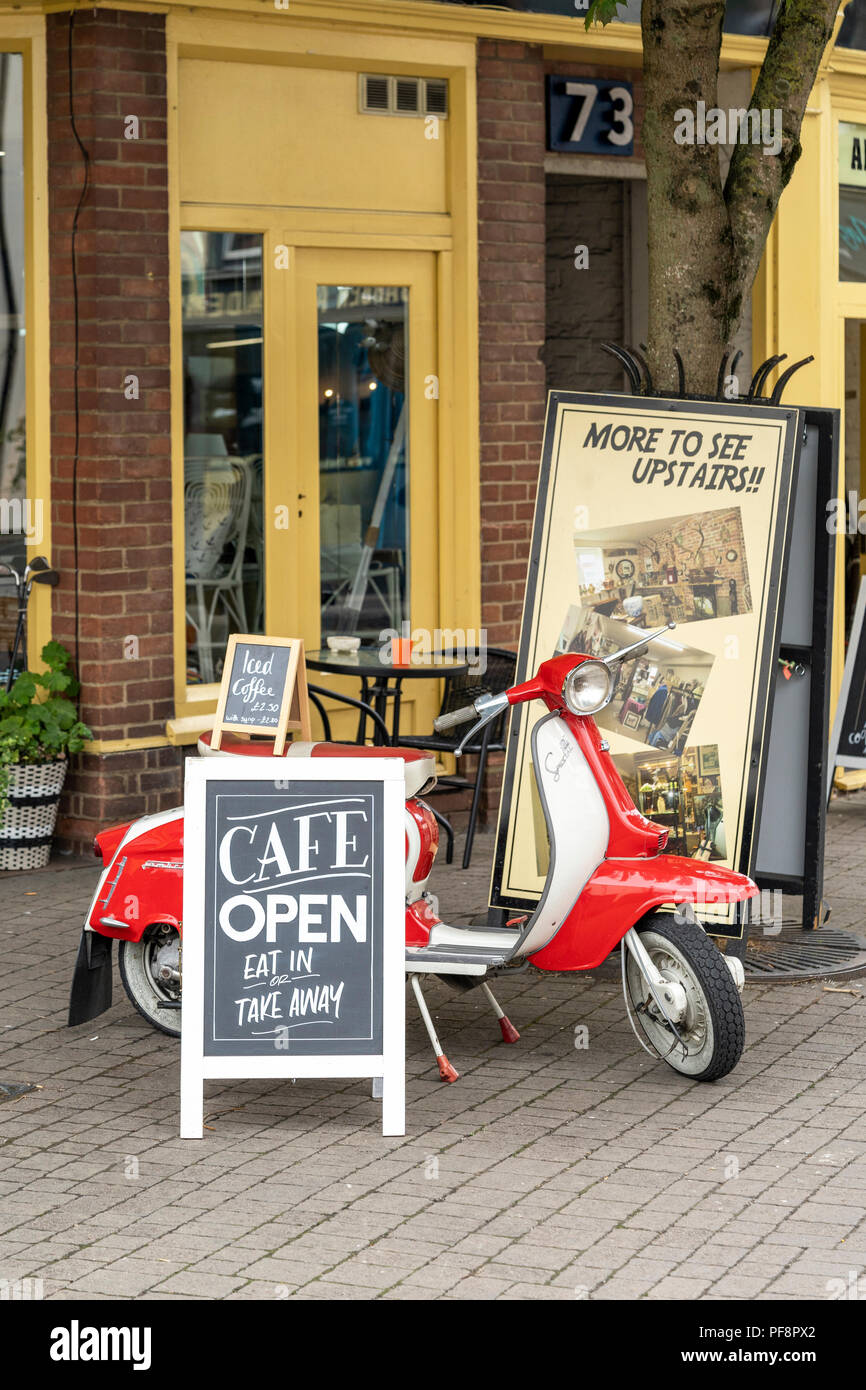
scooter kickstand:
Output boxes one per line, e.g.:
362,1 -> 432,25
409,974 -> 458,1083
480,981 -> 520,1044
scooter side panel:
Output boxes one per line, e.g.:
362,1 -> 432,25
527,855 -> 758,972
516,714 -> 609,957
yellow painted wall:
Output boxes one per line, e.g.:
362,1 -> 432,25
178,59 -> 449,214
168,12 -> 479,741
754,49 -> 866,713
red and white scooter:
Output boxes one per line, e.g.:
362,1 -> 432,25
69,625 -> 756,1082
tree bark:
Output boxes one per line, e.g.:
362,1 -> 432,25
642,1 -> 730,394
638,0 -> 841,395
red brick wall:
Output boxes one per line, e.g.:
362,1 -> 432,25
478,47 -> 646,652
477,40 -> 547,651
47,10 -> 180,848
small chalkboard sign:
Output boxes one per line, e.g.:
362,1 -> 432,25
180,757 -> 406,1137
828,577 -> 866,797
212,635 -> 311,755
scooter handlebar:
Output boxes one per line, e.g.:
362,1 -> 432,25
434,703 -> 478,733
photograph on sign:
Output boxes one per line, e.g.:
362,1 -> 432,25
555,608 -> 714,750
211,634 -> 311,754
491,393 -> 801,930
181,757 -> 405,1138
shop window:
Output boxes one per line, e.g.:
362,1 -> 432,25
575,546 -> 605,592
180,231 -> 264,683
840,124 -> 866,282
318,285 -> 409,643
0,54 -> 26,684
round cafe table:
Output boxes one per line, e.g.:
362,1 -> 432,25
305,647 -> 470,744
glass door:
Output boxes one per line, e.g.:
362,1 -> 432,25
317,283 -> 409,642
290,249 -> 440,736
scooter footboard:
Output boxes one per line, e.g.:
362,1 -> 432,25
68,930 -> 114,1026
527,855 -> 757,972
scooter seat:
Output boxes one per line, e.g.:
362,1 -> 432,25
287,742 -> 437,798
197,731 -> 436,798
197,731 -> 286,758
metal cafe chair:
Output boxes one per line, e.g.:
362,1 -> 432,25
184,455 -> 253,682
306,682 -> 455,865
394,646 -> 517,869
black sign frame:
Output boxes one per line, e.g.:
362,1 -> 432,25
754,407 -> 838,931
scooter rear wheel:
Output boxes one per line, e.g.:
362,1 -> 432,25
625,915 -> 744,1081
118,927 -> 181,1038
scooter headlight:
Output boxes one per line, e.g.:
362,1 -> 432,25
563,660 -> 613,716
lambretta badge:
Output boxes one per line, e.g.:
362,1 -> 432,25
544,735 -> 574,782
49,1320 -> 152,1370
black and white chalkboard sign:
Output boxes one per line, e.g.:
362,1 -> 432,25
212,635 -> 311,754
181,757 -> 406,1137
828,577 -> 866,796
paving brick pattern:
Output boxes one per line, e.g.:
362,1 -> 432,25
0,801 -> 864,1301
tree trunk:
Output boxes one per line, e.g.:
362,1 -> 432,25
640,0 -> 841,396
642,1 -> 732,395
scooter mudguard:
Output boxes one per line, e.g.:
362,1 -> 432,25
528,854 -> 758,972
68,929 -> 114,1026
86,811 -> 184,943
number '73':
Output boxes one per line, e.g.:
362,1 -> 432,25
564,81 -> 634,147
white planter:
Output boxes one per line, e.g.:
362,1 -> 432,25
0,759 -> 68,871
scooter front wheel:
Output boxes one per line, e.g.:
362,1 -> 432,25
118,926 -> 181,1038
625,915 -> 744,1081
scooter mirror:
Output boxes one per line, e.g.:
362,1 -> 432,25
602,621 -> 676,669
31,568 -> 59,586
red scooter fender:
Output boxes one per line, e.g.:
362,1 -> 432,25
528,855 -> 758,972
69,810 -> 184,1027
87,811 -> 184,942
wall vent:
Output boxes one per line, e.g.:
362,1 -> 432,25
359,74 -> 449,119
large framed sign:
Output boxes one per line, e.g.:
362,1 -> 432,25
212,635 -> 312,754
828,576 -> 866,791
490,392 -> 802,935
181,757 -> 406,1137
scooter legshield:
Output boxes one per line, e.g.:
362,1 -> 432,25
68,929 -> 114,1026
528,854 -> 758,972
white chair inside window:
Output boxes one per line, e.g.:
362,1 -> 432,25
185,452 -> 253,683
320,501 -> 403,634
243,454 -> 264,632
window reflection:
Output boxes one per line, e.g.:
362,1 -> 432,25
181,232 -> 264,682
0,55 -> 26,685
318,285 -> 408,641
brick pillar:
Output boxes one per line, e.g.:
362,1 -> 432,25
47,10 -> 181,850
477,39 -> 547,651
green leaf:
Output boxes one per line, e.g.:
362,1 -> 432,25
0,641 -> 86,774
584,0 -> 627,29
41,640 -> 70,671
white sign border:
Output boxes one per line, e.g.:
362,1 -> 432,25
180,756 -> 406,1138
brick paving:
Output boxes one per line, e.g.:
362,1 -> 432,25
0,798 -> 865,1301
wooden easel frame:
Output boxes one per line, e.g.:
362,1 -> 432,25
211,634 -> 312,755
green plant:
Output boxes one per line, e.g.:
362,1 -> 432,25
0,641 -> 92,811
